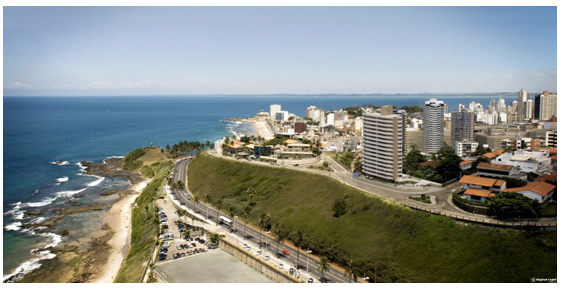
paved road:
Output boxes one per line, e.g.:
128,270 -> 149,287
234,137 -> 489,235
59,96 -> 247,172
169,157 -> 351,283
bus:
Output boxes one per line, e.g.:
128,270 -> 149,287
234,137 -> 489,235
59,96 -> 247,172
218,215 -> 233,227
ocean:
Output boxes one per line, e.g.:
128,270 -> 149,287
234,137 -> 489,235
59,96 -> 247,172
2,94 -> 515,281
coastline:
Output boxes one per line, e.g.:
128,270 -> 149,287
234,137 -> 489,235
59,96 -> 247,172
90,178 -> 150,283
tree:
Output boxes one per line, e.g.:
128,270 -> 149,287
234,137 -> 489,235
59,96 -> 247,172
228,206 -> 237,232
436,146 -> 462,182
242,204 -> 252,240
246,187 -> 256,205
471,144 -> 487,156
487,192 -> 542,218
520,140 -> 528,150
211,233 -> 220,244
214,198 -> 223,226
332,197 -> 348,217
274,225 -> 287,257
258,212 -> 271,247
293,230 -> 304,269
471,156 -> 491,171
344,258 -> 361,283
317,256 -> 331,282
403,145 -> 426,175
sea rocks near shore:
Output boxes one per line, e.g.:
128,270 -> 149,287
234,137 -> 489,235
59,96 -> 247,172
80,157 -> 143,184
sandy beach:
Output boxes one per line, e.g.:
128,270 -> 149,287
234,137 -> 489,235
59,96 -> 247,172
252,119 -> 275,140
90,179 -> 150,283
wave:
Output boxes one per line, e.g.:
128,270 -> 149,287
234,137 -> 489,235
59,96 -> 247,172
51,161 -> 69,166
54,187 -> 88,198
2,232 -> 59,282
29,217 -> 46,225
4,222 -> 22,231
4,202 -> 26,220
55,176 -> 69,183
75,162 -> 86,173
22,197 -> 56,208
102,156 -> 124,164
86,175 -> 104,187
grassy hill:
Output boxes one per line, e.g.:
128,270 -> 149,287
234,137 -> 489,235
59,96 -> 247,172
115,148 -> 172,282
188,153 -> 556,283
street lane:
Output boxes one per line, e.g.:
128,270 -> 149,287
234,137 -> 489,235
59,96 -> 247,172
169,157 -> 350,283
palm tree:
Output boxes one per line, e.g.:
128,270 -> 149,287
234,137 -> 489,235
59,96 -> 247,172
242,204 -> 252,240
246,187 -> 256,205
214,198 -> 223,226
228,206 -> 237,232
293,230 -> 304,269
317,256 -> 331,283
258,212 -> 271,248
274,225 -> 287,257
344,258 -> 360,283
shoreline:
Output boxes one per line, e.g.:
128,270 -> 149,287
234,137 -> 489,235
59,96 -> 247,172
90,178 -> 150,283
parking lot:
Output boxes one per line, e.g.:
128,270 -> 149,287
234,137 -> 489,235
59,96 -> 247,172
155,198 -> 214,263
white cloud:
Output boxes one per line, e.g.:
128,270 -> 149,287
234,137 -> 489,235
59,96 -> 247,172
3,81 -> 33,89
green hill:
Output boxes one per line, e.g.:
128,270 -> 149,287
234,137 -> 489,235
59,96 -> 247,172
188,153 -> 556,282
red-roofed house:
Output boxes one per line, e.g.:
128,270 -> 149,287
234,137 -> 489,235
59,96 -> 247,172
459,175 -> 506,192
460,160 -> 473,171
476,162 -> 519,178
464,188 -> 496,203
504,181 -> 556,204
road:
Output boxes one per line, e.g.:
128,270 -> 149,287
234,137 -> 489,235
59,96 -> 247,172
169,157 -> 352,283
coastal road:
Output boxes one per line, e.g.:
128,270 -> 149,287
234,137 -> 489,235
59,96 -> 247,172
170,157 -> 351,283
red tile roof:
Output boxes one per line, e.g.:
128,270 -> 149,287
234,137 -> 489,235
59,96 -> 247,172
504,181 -> 556,196
535,172 -> 557,182
460,160 -> 473,166
460,175 -> 503,188
464,188 -> 495,198
477,162 -> 514,172
421,160 -> 439,169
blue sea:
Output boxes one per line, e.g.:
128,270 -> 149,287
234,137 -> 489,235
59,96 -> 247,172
2,95 -> 515,281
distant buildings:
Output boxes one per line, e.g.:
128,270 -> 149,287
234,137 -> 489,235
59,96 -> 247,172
455,141 -> 479,158
270,104 -> 281,120
306,106 -> 325,123
362,106 -> 405,182
546,130 -> 557,148
517,89 -> 529,121
423,99 -> 445,154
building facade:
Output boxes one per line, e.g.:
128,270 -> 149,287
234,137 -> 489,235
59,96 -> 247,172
423,99 -> 445,153
451,109 -> 475,149
362,106 -> 405,182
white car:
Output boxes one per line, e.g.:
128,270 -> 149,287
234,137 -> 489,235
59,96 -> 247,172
279,263 -> 283,269
162,242 -> 171,248
265,255 -> 270,260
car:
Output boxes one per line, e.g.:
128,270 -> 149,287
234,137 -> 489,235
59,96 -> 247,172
289,268 -> 294,275
159,254 -> 167,261
181,252 -> 186,257
199,239 -> 205,244
308,278 -> 313,283
173,254 -> 178,259
162,242 -> 170,248
265,255 -> 270,261
246,246 -> 251,251
177,245 -> 182,250
283,249 -> 290,255
243,243 -> 247,248
256,250 -> 262,255
279,263 -> 283,269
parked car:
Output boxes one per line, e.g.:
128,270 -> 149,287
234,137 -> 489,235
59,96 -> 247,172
162,242 -> 171,248
159,254 -> 167,261
308,278 -> 313,283
283,249 -> 290,255
279,263 -> 283,269
289,268 -> 294,275
265,255 -> 270,261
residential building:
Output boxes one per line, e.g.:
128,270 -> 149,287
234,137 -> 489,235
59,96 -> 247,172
460,160 -> 473,171
546,130 -> 557,148
423,99 -> 445,154
406,128 -> 424,152
306,106 -> 326,123
455,141 -> 479,158
362,105 -> 405,182
534,91 -> 557,120
326,113 -> 335,125
451,109 -> 475,148
504,181 -> 556,204
270,104 -> 281,120
492,149 -> 551,173
476,162 -> 520,178
294,122 -> 307,134
459,175 -> 506,203
278,142 -> 314,159
517,89 -> 529,121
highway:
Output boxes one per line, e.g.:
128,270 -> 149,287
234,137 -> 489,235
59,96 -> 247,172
170,157 -> 352,283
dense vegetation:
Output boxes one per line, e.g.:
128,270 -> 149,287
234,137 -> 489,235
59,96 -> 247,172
115,149 -> 172,282
188,153 -> 556,282
123,149 -> 145,170
403,146 -> 462,183
165,140 -> 210,158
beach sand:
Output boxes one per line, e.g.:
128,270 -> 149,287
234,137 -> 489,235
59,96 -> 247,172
90,179 -> 150,283
252,119 -> 275,140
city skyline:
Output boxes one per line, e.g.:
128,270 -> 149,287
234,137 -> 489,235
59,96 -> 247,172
3,6 -> 557,96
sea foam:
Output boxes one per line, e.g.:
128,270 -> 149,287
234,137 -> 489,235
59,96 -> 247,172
4,222 -> 22,231
55,176 -> 69,183
51,161 -> 69,166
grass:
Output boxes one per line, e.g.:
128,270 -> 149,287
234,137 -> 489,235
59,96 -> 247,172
139,165 -> 155,178
138,147 -> 167,166
540,203 -> 557,217
187,153 -> 557,283
409,195 -> 431,204
114,149 -> 172,283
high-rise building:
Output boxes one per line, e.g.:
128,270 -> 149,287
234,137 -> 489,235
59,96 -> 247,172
524,99 -> 534,120
362,106 -> 405,182
423,99 -> 445,154
517,89 -> 528,121
546,130 -> 557,148
534,91 -> 557,120
451,109 -> 475,148
270,104 -> 281,120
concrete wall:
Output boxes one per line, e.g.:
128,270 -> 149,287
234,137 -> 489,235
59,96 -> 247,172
219,238 -> 301,283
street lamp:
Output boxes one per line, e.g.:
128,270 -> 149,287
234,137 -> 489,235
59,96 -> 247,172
306,249 -> 312,273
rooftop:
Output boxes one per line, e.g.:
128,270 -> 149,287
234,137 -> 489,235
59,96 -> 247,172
464,188 -> 495,198
460,160 -> 473,166
504,181 -> 556,196
535,172 -> 557,182
459,175 -> 504,188
477,162 -> 514,172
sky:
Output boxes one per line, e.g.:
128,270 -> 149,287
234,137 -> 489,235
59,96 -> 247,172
2,6 -> 558,96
